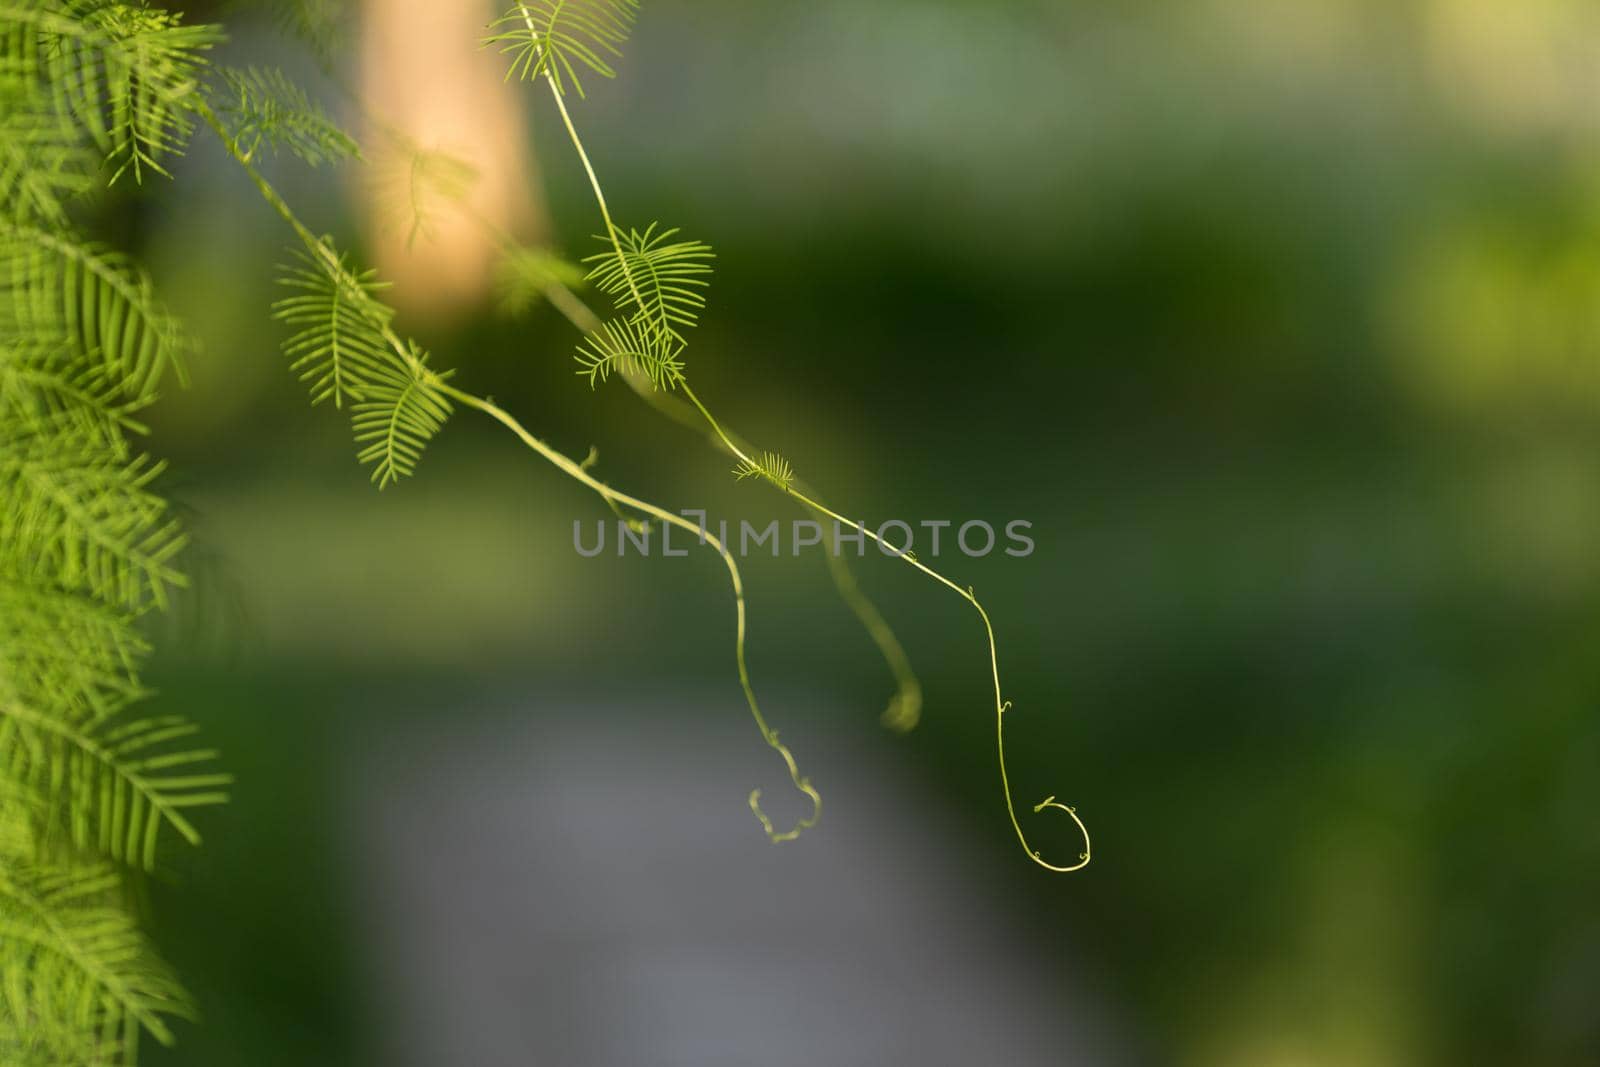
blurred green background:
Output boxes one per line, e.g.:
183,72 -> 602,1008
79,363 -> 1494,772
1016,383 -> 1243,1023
121,0 -> 1600,1063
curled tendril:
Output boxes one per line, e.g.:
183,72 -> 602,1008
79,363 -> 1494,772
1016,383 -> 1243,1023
1029,796 -> 1092,872
996,696 -> 1091,871
715,511 -> 820,845
435,389 -> 819,845
748,760 -> 822,845
503,28 -> 1073,863
977,593 -> 1090,872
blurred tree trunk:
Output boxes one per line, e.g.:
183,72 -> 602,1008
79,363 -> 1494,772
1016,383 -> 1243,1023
360,0 -> 547,320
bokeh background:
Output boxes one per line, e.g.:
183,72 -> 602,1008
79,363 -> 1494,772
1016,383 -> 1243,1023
125,0 -> 1600,1063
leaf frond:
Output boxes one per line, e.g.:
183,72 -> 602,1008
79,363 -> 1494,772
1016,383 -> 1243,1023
349,349 -> 454,488
1,2 -> 221,182
0,107 -> 94,224
0,423 -> 186,614
0,344 -> 147,440
212,65 -> 358,167
584,222 -> 714,344
0,861 -> 194,1057
485,0 -> 639,99
0,701 -> 228,868
272,245 -> 394,408
0,573 -> 148,722
575,315 -> 683,390
733,451 -> 795,492
271,239 -> 455,486
0,221 -> 188,402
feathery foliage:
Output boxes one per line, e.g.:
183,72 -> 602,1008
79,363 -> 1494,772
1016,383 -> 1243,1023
494,0 -> 1089,868
271,240 -> 456,485
584,223 -> 714,345
732,451 -> 795,492
213,64 -> 358,167
0,109 -> 94,224
0,427 -> 185,613
273,245 -> 394,408
0,3 -> 230,1061
0,2 -> 219,182
0,341 -> 144,442
487,0 -> 639,98
0,864 -> 194,1063
350,347 -> 454,488
575,314 -> 683,390
0,221 -> 189,400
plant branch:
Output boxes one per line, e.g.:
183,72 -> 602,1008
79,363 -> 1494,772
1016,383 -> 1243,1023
437,382 -> 820,842
199,92 -> 817,843
538,70 -> 1089,871
443,189 -> 925,730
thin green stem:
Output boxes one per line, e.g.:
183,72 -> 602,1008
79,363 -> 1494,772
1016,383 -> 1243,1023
680,381 -> 1089,869
199,90 -> 818,844
437,383 -> 820,843
446,179 -> 923,730
197,98 -> 431,386
539,80 -> 1089,871
518,2 -> 649,321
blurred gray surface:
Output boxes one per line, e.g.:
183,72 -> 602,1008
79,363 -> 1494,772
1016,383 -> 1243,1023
351,696 -> 1123,1066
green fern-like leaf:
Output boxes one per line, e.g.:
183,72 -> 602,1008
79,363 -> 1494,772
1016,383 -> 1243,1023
0,7 -> 225,1060
272,246 -> 394,408
486,0 -> 639,99
585,223 -> 714,343
0,573 -> 148,721
350,350 -> 454,488
0,424 -> 186,614
213,65 -> 358,167
733,451 -> 795,492
271,239 -> 455,487
2,2 -> 221,182
575,315 -> 683,390
0,862 -> 194,1060
0,344 -> 146,440
0,107 -> 94,224
0,222 -> 188,402
0,701 -> 228,868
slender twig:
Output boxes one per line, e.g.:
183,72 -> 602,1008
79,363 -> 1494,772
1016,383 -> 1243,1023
199,95 -> 820,844
524,34 -> 1089,870
437,383 -> 820,843
440,187 -> 925,731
